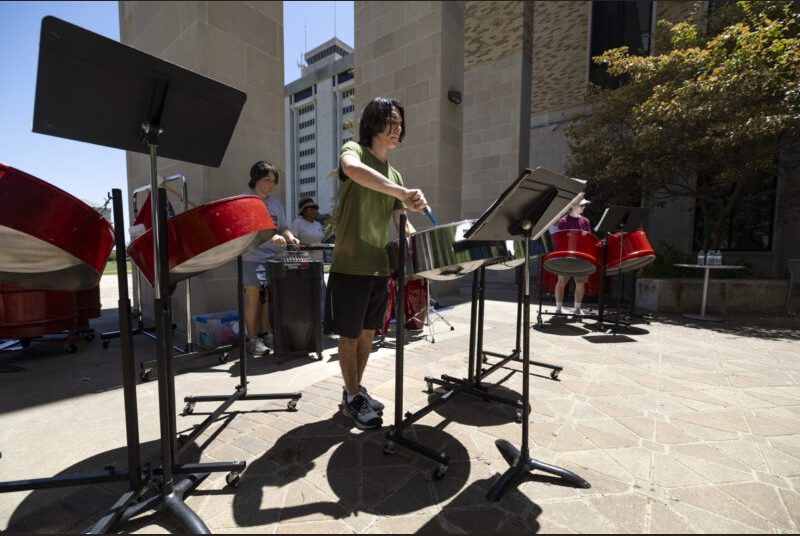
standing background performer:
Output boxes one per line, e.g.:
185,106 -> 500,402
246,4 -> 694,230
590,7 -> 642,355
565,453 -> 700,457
553,199 -> 592,316
241,161 -> 300,356
328,96 -> 428,430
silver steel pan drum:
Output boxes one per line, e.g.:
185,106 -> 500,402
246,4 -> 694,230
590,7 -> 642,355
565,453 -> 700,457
485,235 -> 552,271
387,220 -> 509,280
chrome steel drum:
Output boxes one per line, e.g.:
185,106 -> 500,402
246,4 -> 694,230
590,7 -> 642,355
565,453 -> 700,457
386,220 -> 509,280
485,235 -> 552,271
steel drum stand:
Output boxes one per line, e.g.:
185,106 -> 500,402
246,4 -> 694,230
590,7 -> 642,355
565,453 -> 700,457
461,167 -> 591,500
31,16 -> 257,532
592,206 -> 647,334
384,214 -> 451,479
100,177 -> 186,351
179,255 -> 302,460
0,190 -> 144,516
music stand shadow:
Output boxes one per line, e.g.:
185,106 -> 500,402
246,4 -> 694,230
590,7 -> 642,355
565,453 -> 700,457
414,477 -> 543,534
582,334 -> 638,344
426,382 -> 520,427
533,320 -> 591,337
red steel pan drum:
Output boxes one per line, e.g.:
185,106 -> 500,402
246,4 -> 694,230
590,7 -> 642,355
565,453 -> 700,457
605,229 -> 656,275
381,277 -> 429,335
0,284 -> 78,339
543,230 -> 600,276
75,284 -> 102,327
0,164 -> 114,291
127,195 -> 277,285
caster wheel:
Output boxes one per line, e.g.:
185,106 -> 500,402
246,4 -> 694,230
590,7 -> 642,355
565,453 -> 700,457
183,402 -> 195,415
287,399 -> 298,411
65,344 -> 77,354
383,443 -> 395,456
218,352 -> 229,364
426,381 -> 433,394
550,369 -> 560,380
226,472 -> 241,487
84,334 -> 95,341
515,410 -> 523,423
177,435 -> 187,447
140,369 -> 153,382
102,339 -> 109,349
449,326 -> 454,331
432,464 -> 448,480
482,355 -> 488,364
21,338 -> 32,348
317,353 -> 323,361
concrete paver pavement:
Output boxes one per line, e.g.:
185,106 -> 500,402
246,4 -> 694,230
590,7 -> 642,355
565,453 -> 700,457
1,275 -> 799,533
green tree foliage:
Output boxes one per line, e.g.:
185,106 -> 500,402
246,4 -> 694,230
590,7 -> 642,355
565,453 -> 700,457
566,1 -> 799,249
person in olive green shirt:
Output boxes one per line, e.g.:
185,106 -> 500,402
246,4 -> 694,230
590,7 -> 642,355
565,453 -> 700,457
328,96 -> 428,430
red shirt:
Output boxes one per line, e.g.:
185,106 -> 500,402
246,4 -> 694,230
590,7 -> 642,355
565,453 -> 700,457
557,214 -> 591,233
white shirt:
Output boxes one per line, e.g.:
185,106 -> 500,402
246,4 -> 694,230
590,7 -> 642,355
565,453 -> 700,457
290,216 -> 325,262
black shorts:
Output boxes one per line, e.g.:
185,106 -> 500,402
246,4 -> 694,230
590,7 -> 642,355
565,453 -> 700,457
325,272 -> 389,339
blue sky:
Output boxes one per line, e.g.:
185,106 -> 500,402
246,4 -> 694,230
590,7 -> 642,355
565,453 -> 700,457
0,1 -> 353,226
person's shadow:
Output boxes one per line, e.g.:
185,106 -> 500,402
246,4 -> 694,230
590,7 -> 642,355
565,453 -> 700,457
230,413 -> 470,527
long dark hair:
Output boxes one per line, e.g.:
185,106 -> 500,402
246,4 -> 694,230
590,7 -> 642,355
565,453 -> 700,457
358,97 -> 405,148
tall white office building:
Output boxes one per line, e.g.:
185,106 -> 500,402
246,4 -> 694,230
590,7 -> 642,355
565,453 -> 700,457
284,37 -> 355,223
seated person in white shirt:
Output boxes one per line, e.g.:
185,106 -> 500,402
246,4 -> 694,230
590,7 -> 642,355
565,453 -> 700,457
290,197 -> 326,318
290,197 -> 325,262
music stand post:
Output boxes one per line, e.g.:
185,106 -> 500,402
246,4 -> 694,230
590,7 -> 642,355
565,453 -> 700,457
464,167 -> 591,500
32,16 -> 261,532
384,214 -> 451,480
593,206 -> 647,333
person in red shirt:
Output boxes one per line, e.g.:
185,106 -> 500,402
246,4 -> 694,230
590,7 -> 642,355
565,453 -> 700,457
554,199 -> 592,316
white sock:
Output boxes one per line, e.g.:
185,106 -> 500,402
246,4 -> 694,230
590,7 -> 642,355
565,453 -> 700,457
346,393 -> 357,403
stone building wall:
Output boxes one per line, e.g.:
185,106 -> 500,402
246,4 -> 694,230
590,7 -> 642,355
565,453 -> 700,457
119,1 -> 285,321
353,0 -> 464,233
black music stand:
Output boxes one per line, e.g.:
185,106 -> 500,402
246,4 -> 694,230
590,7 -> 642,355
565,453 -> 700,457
464,167 -> 591,500
32,16 -> 252,533
593,206 -> 647,333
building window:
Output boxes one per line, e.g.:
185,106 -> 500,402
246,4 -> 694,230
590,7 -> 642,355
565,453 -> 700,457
692,172 -> 777,252
299,148 -> 316,157
342,104 -> 354,114
589,1 -> 653,88
300,190 -> 316,199
337,70 -> 354,85
343,136 -> 352,144
299,133 -> 315,143
298,119 -> 315,129
299,177 -> 316,185
298,104 -> 315,116
342,88 -> 355,99
299,163 -> 316,171
294,87 -> 313,102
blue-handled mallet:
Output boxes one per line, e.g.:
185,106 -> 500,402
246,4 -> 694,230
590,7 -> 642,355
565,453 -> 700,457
423,207 -> 439,227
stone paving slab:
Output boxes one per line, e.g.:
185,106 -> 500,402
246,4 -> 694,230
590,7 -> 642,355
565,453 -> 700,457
1,277 -> 799,533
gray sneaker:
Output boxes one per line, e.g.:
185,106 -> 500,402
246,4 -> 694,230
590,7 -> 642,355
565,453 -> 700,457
342,387 -> 384,414
359,385 -> 385,413
342,394 -> 382,430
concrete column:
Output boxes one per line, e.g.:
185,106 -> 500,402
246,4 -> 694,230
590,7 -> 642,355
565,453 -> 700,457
119,1 -> 285,325
462,1 -> 533,220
